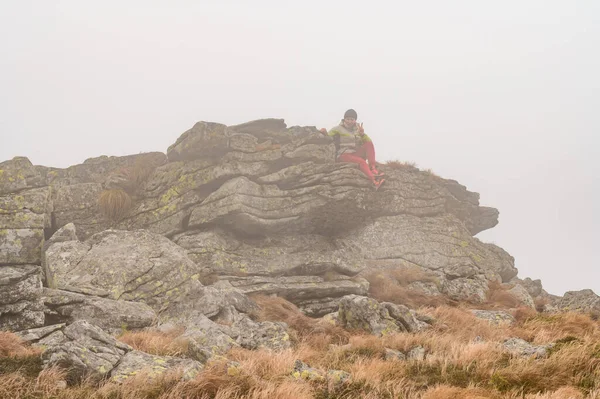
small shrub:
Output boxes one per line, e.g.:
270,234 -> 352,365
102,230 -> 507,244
98,188 -> 132,222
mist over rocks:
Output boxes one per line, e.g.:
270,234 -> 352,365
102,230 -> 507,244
1,117 -> 596,385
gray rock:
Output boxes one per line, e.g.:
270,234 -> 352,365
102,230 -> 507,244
163,281 -> 258,327
52,183 -> 107,240
179,319 -> 238,363
230,314 -> 291,351
292,360 -> 350,384
337,295 -> 420,336
42,288 -> 156,335
507,284 -> 535,309
0,187 -> 52,229
45,229 -> 202,310
502,338 -> 550,358
224,275 -> 369,302
514,277 -> 544,298
384,348 -> 406,361
43,240 -> 90,289
347,214 -> 517,285
442,277 -> 489,303
0,157 -> 46,195
407,345 -> 426,361
471,310 -> 516,325
110,350 -> 203,383
0,265 -> 44,331
0,229 -> 45,264
42,320 -> 131,383
552,289 -> 600,315
167,121 -> 230,162
43,223 -> 78,252
174,230 -> 365,278
15,324 -> 65,343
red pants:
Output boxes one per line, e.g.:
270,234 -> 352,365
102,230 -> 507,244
338,141 -> 376,182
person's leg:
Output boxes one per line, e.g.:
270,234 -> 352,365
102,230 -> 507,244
338,152 -> 375,182
355,141 -> 382,175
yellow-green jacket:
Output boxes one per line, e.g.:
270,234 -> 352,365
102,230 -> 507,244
328,121 -> 372,157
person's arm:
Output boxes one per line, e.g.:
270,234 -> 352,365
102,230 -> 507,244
356,123 -> 372,143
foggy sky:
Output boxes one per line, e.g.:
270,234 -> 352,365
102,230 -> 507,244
1,1 -> 598,296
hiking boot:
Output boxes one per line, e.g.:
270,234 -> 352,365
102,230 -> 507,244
371,167 -> 385,177
373,178 -> 386,191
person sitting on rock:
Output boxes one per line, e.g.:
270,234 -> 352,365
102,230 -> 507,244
320,109 -> 385,190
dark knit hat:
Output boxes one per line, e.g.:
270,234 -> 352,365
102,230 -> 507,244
344,109 -> 358,119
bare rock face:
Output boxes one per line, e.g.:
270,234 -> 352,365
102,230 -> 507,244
0,265 -> 44,331
41,320 -> 132,383
42,288 -> 156,335
44,229 -> 202,306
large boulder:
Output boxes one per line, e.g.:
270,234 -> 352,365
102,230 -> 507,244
552,289 -> 600,315
44,229 -> 202,308
167,121 -> 230,162
41,320 -> 132,383
337,295 -> 420,336
42,288 -> 156,335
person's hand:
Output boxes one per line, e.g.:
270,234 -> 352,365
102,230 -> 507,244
319,128 -> 327,135
357,122 -> 365,136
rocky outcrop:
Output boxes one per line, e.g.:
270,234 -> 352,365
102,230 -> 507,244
551,289 -> 600,315
2,117 -> 525,341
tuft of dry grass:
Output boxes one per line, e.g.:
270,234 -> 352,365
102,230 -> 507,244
98,188 -> 133,222
484,281 -> 521,309
109,154 -> 164,197
384,160 -> 418,170
0,332 -> 40,358
250,294 -> 350,347
118,328 -> 188,357
364,265 -> 448,308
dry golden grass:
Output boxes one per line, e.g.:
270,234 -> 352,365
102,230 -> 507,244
2,301 -> 600,398
365,266 -> 449,308
250,294 -> 350,347
384,159 -> 418,170
422,385 -> 504,399
484,281 -> 521,309
118,328 -> 188,357
98,188 -> 133,222
0,332 -> 40,358
111,154 -> 164,197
